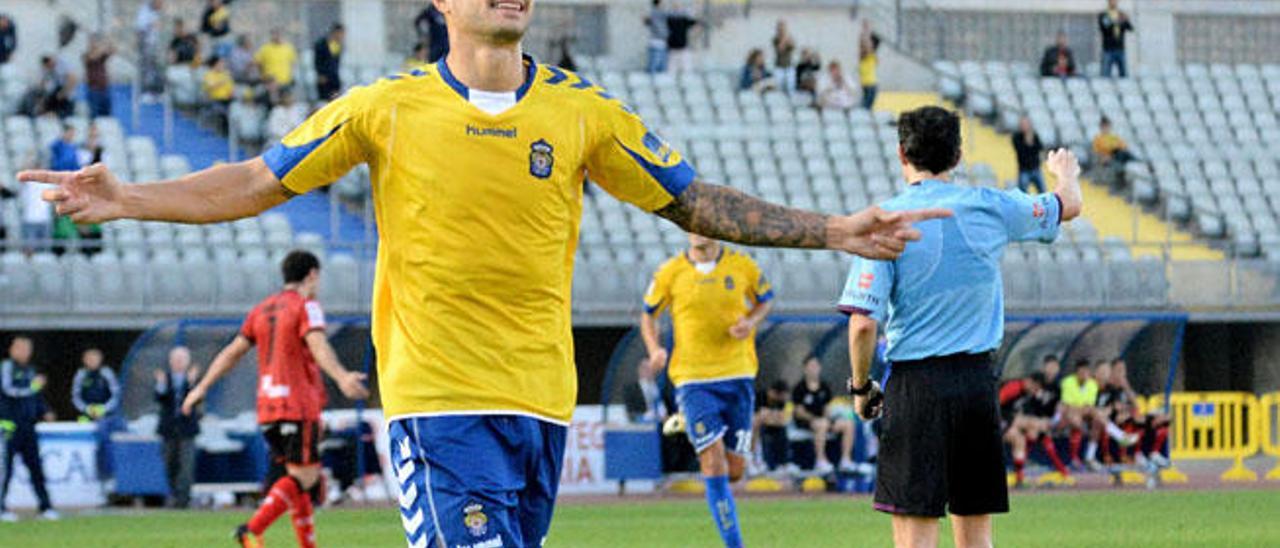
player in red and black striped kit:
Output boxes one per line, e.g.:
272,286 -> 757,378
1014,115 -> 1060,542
183,250 -> 369,548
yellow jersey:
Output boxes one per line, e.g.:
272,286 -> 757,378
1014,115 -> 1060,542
261,57 -> 695,424
255,42 -> 298,86
643,248 -> 773,386
859,53 -> 878,87
1060,375 -> 1099,407
203,69 -> 234,101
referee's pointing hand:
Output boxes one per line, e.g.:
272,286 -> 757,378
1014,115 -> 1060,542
831,206 -> 952,260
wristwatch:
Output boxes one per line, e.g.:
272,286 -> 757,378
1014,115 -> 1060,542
847,377 -> 872,396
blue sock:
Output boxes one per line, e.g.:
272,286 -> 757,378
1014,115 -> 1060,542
703,475 -> 743,548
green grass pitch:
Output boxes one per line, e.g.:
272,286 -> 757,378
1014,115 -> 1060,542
3,489 -> 1279,547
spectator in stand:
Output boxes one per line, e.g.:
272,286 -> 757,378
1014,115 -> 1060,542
645,0 -> 670,74
21,55 -> 75,118
858,20 -> 880,110
404,42 -> 431,73
772,20 -> 796,91
18,151 -> 53,254
313,24 -> 345,101
1092,116 -> 1132,166
71,348 -> 123,481
134,0 -> 166,101
817,60 -> 858,111
200,0 -> 234,58
48,125 -> 83,255
0,14 -> 16,65
255,28 -> 298,102
792,357 -> 858,474
665,6 -> 699,73
202,55 -> 234,131
624,359 -> 668,423
1013,116 -> 1046,193
1098,0 -> 1134,78
0,336 -> 58,522
739,48 -> 776,93
83,33 -> 116,118
1039,31 -> 1077,78
414,3 -> 449,63
155,346 -> 201,509
751,380 -> 790,472
168,18 -> 199,66
794,48 -> 821,95
0,180 -> 14,249
227,34 -> 257,83
267,90 -> 308,145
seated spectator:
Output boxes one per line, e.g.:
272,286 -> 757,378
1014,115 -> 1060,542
794,48 -> 821,94
202,55 -> 234,131
403,42 -> 431,73
816,61 -> 857,111
17,152 -> 52,254
255,28 -> 298,103
1092,116 -> 1132,165
751,380 -> 790,471
83,33 -> 116,119
791,356 -> 857,473
21,55 -> 75,118
738,48 -> 775,93
0,14 -> 15,65
168,18 -> 199,66
227,34 -> 258,83
313,24 -> 344,101
1013,116 -> 1046,193
624,359 -> 668,423
1039,31 -> 1077,77
266,90 -> 308,145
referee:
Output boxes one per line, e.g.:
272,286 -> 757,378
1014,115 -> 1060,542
838,107 -> 1082,548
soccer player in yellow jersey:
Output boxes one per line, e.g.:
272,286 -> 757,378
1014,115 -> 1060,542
641,233 -> 772,547
20,1 -> 949,545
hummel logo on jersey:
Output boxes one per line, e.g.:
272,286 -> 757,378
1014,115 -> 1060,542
466,125 -> 517,139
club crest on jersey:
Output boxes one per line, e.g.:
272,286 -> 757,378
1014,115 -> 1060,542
464,502 -> 489,537
529,139 -> 555,179
724,276 -> 735,290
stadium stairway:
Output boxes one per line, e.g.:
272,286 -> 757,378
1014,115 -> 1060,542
873,91 -> 1223,261
109,85 -> 369,245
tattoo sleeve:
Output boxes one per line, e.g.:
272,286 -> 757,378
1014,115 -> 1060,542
654,180 -> 830,248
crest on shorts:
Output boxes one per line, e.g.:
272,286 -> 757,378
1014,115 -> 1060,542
529,139 -> 555,179
694,421 -> 706,436
464,502 -> 488,537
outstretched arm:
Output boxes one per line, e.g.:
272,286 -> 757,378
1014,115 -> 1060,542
303,331 -> 370,400
182,335 -> 253,415
18,158 -> 289,225
639,311 -> 667,374
654,180 -> 950,260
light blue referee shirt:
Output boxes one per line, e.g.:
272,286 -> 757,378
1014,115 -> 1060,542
837,180 -> 1062,362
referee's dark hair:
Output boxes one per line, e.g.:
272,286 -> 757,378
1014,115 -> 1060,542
281,250 -> 321,284
897,106 -> 962,175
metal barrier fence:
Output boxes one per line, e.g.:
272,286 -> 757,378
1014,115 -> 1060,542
1263,392 -> 1280,481
1153,391 -> 1263,482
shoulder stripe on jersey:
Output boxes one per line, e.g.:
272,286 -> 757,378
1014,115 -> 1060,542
262,121 -> 348,182
615,138 -> 696,198
545,66 -> 568,85
571,75 -> 595,90
757,289 -> 775,303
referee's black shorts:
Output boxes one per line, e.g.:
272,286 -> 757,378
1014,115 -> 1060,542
873,352 -> 1009,518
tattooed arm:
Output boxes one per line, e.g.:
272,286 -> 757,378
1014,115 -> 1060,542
656,180 -> 950,259
19,158 -> 291,224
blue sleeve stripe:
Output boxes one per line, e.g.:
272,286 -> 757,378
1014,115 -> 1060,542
756,289 -> 775,303
643,302 -> 661,314
545,66 -> 568,85
617,140 -> 696,198
262,122 -> 346,183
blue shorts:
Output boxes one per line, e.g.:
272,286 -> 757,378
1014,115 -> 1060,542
388,415 -> 567,548
675,378 -> 756,454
